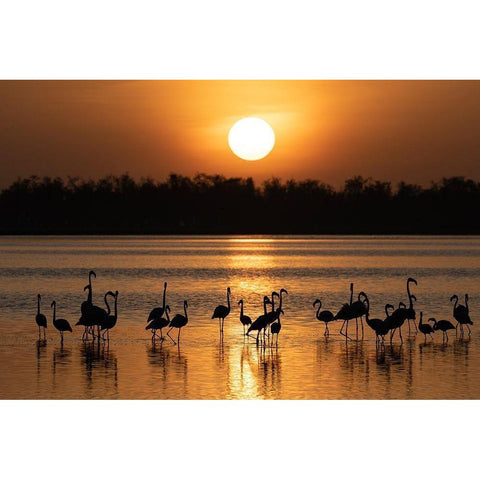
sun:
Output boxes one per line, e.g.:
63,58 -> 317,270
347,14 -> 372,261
228,117 -> 275,161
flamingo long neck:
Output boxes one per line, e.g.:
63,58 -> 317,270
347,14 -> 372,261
114,294 -> 118,318
104,294 -> 111,315
407,280 -> 414,309
226,290 -> 230,312
363,294 -> 370,313
263,299 -> 268,316
271,294 -> 275,312
89,273 -> 94,300
349,284 -> 353,305
240,301 -> 244,317
37,296 -> 40,314
162,284 -> 167,311
165,309 -> 170,322
419,314 -> 423,326
87,286 -> 92,304
52,303 -> 56,322
452,295 -> 458,314
184,302 -> 188,319
316,302 -> 322,319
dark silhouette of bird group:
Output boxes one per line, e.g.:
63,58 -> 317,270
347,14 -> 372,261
35,270 -> 119,343
35,272 -> 473,348
313,277 -> 472,345
146,282 -> 189,344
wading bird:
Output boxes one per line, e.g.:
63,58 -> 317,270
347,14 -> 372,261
418,312 -> 434,342
167,300 -> 189,344
430,318 -> 455,342
101,290 -> 118,341
81,270 -> 96,316
366,304 -> 393,344
147,282 -> 168,323
212,287 -> 231,335
313,299 -> 334,336
51,301 -> 72,342
35,294 -> 47,339
335,283 -> 357,341
246,296 -> 271,344
404,277 -> 418,334
450,294 -> 473,335
146,306 -> 170,341
238,299 -> 252,335
270,309 -> 284,345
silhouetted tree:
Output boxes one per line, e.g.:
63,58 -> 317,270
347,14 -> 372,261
1,172 -> 479,234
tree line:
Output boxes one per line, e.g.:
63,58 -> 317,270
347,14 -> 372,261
0,173 -> 479,234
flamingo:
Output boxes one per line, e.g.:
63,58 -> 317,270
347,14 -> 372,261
167,300 -> 189,344
238,300 -> 252,335
450,294 -> 473,335
313,299 -> 334,336
430,318 -> 455,342
101,290 -> 118,341
211,287 -> 231,335
404,277 -> 418,334
35,294 -> 47,339
335,283 -> 356,340
51,301 -> 72,342
365,304 -> 393,344
270,309 -> 284,345
147,282 -> 168,322
265,291 -> 279,340
273,288 -> 288,322
418,312 -> 434,342
350,291 -> 369,339
246,296 -> 271,344
146,305 -> 170,341
81,270 -> 96,317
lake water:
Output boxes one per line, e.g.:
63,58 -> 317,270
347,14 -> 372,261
0,235 -> 479,399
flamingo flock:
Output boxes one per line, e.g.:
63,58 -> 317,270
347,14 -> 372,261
35,272 -> 473,347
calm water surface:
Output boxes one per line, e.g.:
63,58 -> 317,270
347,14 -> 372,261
0,235 -> 479,399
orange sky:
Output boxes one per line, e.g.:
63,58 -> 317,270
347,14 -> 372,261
1,80 -> 480,188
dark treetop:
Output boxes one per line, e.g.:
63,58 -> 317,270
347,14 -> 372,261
1,173 -> 479,234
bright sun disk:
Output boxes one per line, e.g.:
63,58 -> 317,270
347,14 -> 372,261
228,117 -> 275,161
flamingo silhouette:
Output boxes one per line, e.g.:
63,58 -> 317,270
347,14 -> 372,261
35,294 -> 47,339
101,290 -> 118,341
365,304 -> 393,344
418,312 -> 434,342
167,300 -> 189,344
238,300 -> 252,335
81,270 -> 96,316
450,294 -> 473,335
313,299 -> 334,336
51,300 -> 72,342
212,287 -> 231,335
146,305 -> 170,341
404,277 -> 418,334
335,283 -> 356,340
350,291 -> 368,339
246,296 -> 271,344
270,309 -> 284,344
147,282 -> 168,322
430,318 -> 455,342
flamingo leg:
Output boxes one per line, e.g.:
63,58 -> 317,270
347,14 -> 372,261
361,317 -> 364,340
167,327 -> 176,344
413,319 -> 418,333
467,324 -> 471,335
